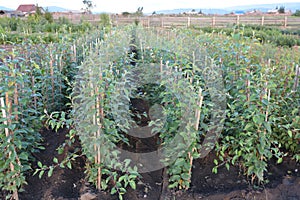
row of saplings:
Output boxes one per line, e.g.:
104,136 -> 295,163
33,28 -> 300,200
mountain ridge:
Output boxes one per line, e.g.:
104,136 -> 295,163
0,6 -> 13,11
155,2 -> 300,14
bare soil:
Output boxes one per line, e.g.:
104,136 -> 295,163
18,98 -> 300,200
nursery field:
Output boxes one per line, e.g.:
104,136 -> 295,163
0,17 -> 300,200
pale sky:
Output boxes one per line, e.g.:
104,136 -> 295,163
1,0 -> 299,13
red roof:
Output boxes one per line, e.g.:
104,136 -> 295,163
16,4 -> 36,13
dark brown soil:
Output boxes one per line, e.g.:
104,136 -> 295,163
19,128 -> 85,200
18,98 -> 300,200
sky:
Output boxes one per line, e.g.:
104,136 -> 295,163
1,0 -> 300,13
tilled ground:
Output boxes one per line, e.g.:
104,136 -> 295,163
18,98 -> 300,200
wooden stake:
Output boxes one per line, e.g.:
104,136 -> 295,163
49,46 -> 55,106
246,68 -> 250,102
293,65 -> 299,92
95,87 -> 102,190
32,76 -> 37,110
1,97 -> 19,200
265,89 -> 270,122
14,83 -> 18,122
1,97 -> 9,138
188,87 -> 203,187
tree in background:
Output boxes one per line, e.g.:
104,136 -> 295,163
136,7 -> 143,16
82,0 -> 95,14
99,13 -> 111,28
278,6 -> 285,14
44,9 -> 54,23
35,6 -> 43,16
293,10 -> 300,16
122,12 -> 131,17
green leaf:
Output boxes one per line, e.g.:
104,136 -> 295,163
58,147 -> 64,155
39,170 -> 44,179
67,161 -> 72,169
53,157 -> 58,164
244,123 -> 253,131
37,161 -> 43,168
225,163 -> 230,171
277,157 -> 283,164
214,159 -> 218,165
212,166 -> 218,174
129,181 -> 136,190
110,187 -> 117,195
253,115 -> 263,125
33,169 -> 39,176
263,122 -> 272,133
168,182 -> 178,189
119,187 -> 126,193
48,166 -> 54,177
181,173 -> 190,181
288,130 -> 293,138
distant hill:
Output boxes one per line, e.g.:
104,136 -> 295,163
155,2 -> 300,15
226,2 -> 300,13
44,6 -> 68,12
156,8 -> 228,15
0,6 -> 13,11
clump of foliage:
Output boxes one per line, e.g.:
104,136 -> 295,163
197,25 -> 300,47
278,6 -> 285,14
99,13 -> 111,28
0,28 -> 103,198
0,15 -> 97,44
293,10 -> 300,17
1,22 -> 299,200
199,30 -> 300,182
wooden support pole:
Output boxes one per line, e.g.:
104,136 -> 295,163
49,47 -> 55,106
284,16 -> 288,28
32,76 -> 37,110
236,15 -> 240,26
265,88 -> 270,122
95,89 -> 102,190
1,97 -> 9,138
1,97 -> 19,200
187,87 -> 203,187
293,65 -> 300,92
212,16 -> 216,27
14,83 -> 18,122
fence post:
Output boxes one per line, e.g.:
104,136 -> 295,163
284,16 -> 288,28
261,16 -> 264,26
187,17 -> 191,27
212,16 -> 216,27
148,17 -> 150,28
161,17 -> 164,28
236,15 -> 240,25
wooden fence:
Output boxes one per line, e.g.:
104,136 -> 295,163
53,13 -> 300,29
112,15 -> 300,29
